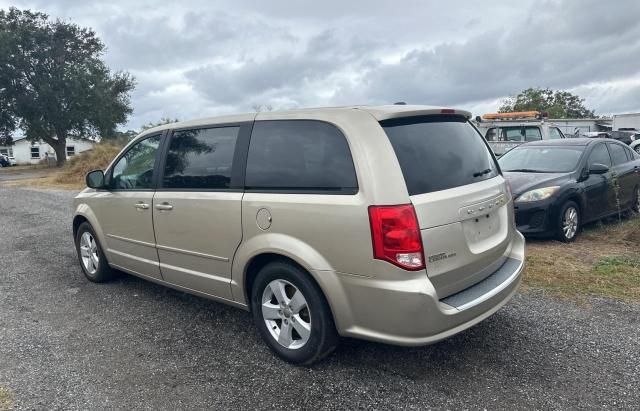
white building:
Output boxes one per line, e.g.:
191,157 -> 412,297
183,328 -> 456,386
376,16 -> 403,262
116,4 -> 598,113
0,137 -> 97,165
549,118 -> 612,136
612,113 -> 640,131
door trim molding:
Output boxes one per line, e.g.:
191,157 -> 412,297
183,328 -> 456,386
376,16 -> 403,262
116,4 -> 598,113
107,233 -> 156,248
107,234 -> 230,262
156,244 -> 229,262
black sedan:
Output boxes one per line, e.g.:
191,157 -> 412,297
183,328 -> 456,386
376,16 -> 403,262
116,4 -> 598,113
498,138 -> 640,242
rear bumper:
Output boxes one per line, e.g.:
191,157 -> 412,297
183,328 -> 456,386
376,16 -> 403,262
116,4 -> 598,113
326,231 -> 525,346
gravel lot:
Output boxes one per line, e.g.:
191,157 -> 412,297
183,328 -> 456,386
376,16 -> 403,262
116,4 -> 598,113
0,186 -> 639,410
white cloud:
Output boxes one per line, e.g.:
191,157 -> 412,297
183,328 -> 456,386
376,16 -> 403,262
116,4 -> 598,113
1,0 -> 639,129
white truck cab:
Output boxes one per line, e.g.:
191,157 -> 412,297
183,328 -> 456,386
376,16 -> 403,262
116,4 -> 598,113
475,111 -> 565,157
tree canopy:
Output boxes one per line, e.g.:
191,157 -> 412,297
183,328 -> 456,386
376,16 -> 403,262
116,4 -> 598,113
498,88 -> 596,119
0,8 -> 135,165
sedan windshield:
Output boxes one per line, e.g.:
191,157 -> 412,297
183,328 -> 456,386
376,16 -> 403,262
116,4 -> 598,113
499,146 -> 584,173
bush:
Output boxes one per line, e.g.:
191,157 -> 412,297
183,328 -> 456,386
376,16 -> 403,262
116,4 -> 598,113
54,143 -> 123,185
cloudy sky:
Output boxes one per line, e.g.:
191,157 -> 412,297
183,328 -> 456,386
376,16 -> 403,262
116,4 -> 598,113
2,0 -> 640,129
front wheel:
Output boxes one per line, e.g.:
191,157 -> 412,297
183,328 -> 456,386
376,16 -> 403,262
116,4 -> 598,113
632,187 -> 640,214
74,222 -> 114,282
557,201 -> 580,242
251,261 -> 339,365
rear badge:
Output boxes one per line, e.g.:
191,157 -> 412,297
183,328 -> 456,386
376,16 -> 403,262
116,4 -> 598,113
428,252 -> 457,263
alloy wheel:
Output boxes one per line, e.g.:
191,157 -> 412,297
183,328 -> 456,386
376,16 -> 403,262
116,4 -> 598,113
261,279 -> 312,350
562,206 -> 579,240
79,231 -> 99,275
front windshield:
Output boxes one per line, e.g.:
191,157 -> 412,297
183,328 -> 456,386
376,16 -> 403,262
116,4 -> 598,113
499,146 -> 584,173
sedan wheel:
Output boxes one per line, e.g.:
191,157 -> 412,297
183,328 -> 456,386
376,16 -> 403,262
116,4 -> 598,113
557,201 -> 580,242
563,207 -> 579,239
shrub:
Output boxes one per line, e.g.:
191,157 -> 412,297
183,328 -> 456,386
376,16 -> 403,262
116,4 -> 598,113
54,143 -> 123,185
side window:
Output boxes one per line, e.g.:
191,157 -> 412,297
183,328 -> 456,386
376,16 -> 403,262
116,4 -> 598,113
485,128 -> 497,141
624,146 -> 638,161
588,143 -> 612,167
245,120 -> 358,193
162,126 -> 240,189
524,127 -> 542,142
110,135 -> 161,190
503,127 -> 523,142
549,127 -> 563,140
608,143 -> 628,166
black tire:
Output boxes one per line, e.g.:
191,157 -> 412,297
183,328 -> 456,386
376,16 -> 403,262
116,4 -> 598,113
74,222 -> 114,283
556,201 -> 580,243
251,260 -> 339,365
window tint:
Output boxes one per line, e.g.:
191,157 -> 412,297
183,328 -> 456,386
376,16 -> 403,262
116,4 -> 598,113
111,135 -> 161,190
549,127 -> 564,139
608,143 -> 628,165
588,144 -> 611,167
245,120 -> 357,193
163,127 -> 239,189
382,115 -> 498,195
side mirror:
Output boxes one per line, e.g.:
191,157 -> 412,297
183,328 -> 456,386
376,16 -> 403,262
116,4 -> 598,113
86,170 -> 105,189
589,163 -> 609,175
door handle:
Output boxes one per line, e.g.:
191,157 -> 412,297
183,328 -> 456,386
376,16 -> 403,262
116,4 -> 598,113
155,202 -> 173,211
134,202 -> 149,210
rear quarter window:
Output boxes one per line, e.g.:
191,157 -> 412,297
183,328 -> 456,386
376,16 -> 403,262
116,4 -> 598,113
381,115 -> 498,196
608,143 -> 629,165
245,120 -> 358,193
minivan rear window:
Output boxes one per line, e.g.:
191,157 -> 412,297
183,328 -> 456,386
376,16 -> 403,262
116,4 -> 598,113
381,115 -> 498,196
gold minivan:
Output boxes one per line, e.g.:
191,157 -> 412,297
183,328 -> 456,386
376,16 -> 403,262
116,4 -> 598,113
73,105 -> 525,364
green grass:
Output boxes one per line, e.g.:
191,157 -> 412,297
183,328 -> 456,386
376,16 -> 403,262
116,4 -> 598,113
524,215 -> 640,303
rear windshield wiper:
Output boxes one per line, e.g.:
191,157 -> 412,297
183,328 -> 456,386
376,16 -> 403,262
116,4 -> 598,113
503,168 -> 546,173
472,168 -> 492,177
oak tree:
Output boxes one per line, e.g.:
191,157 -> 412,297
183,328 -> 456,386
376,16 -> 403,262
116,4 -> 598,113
0,8 -> 135,165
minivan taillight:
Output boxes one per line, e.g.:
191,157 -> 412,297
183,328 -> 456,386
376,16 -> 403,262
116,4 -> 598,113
368,204 -> 425,271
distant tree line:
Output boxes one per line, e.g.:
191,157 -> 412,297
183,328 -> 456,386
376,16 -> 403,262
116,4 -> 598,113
499,87 -> 597,118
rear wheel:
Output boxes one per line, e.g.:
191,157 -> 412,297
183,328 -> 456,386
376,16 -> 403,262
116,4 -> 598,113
75,222 -> 114,282
251,260 -> 339,365
557,201 -> 580,242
